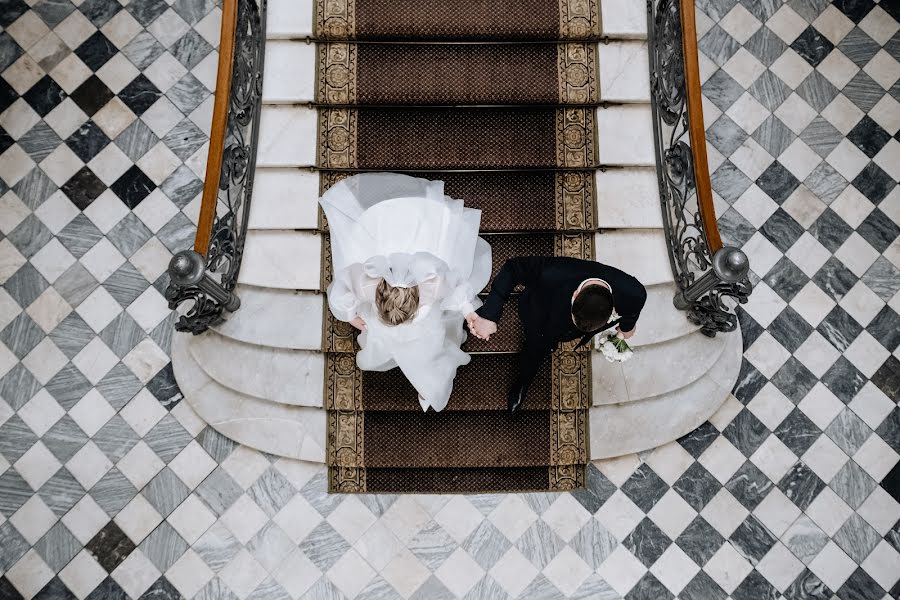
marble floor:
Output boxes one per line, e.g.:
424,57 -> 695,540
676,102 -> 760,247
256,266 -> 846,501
0,0 -> 899,598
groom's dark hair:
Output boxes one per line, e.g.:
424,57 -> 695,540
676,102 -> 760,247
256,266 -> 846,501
572,285 -> 613,332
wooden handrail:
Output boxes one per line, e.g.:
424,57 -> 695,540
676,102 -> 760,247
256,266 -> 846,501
193,0 -> 239,255
678,0 -> 722,253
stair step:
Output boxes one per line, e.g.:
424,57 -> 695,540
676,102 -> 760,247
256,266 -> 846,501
189,330 -> 324,406
248,169 -> 320,230
590,329 -> 743,458
592,329 -> 728,405
361,467 -> 553,493
612,282 -> 698,347
173,332 -> 326,462
595,167 -> 663,229
594,229 -> 673,286
237,230 -> 321,289
257,106 -> 318,168
262,41 -> 316,103
598,41 -> 650,102
596,105 -> 655,166
211,285 -> 324,350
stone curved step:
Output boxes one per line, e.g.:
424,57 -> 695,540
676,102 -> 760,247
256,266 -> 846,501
595,167 -> 662,229
189,330 -> 324,406
211,285 -> 324,350
237,230 -> 321,289
594,229 -> 673,286
592,328 -> 727,406
248,168 -> 320,230
602,282 -> 698,347
172,332 -> 326,462
590,328 -> 742,459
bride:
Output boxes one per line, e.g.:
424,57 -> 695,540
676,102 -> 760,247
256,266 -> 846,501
320,173 -> 492,412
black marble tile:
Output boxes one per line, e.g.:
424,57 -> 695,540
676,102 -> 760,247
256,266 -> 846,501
848,116 -> 892,159
86,522 -> 136,573
34,577 -> 77,600
838,27 -> 881,67
746,26 -> 787,66
883,0 -> 900,21
677,422 -> 719,459
812,257 -> 858,303
69,75 -> 115,117
843,70 -> 884,112
707,114 -> 750,156
718,207 -> 757,248
749,69 -> 790,112
0,313 -> 45,361
0,126 -> 13,156
822,356 -> 867,403
760,208 -> 805,253
22,75 -> 66,117
620,463 -> 669,513
791,26 -> 834,67
0,33 -> 24,76
739,0 -> 778,20
86,578 -> 129,600
0,0 -> 28,27
857,208 -> 900,253
623,518 -> 672,567
768,307 -> 814,354
723,409 -> 770,457
0,574 -> 26,599
679,571 -> 727,600
817,306 -> 863,353
853,164 -> 895,210
775,408 -> 822,457
126,0 -> 168,25
703,69 -> 745,111
78,0 -> 121,27
882,461 -> 900,503
835,568 -> 885,600
779,462 -> 826,510
737,308 -> 764,351
61,166 -> 107,211
110,165 -> 156,209
831,459 -> 876,508
832,0 -> 876,22
42,415 -> 90,462
730,516 -> 777,565
118,74 -> 162,117
771,358 -> 818,403
733,358 -> 767,404
871,356 -> 900,402
731,570 -> 778,600
66,121 -> 110,163
795,70 -> 838,112
33,0 -> 76,27
809,208 -> 853,252
37,467 -> 85,517
672,462 -> 720,512
782,569 -> 832,600
74,31 -> 117,71
699,25 -> 741,65
876,408 -> 900,455
147,363 -> 183,410
764,258 -> 809,304
138,577 -> 181,600
624,572 -> 673,600
726,461 -> 774,511
676,516 -> 725,568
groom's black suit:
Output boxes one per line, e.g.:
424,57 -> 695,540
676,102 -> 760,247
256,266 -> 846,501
477,256 -> 647,400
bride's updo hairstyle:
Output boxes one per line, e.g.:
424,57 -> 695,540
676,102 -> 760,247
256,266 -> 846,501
375,279 -> 420,325
572,285 -> 613,332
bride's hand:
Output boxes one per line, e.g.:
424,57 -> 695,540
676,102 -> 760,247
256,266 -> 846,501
350,316 -> 367,331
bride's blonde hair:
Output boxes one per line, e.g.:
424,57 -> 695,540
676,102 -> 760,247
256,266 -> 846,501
375,280 -> 419,325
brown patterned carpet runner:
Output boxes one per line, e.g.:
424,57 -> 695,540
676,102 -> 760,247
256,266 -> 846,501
319,0 -> 599,493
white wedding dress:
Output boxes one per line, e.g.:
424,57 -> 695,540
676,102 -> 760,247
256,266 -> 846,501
320,173 -> 492,412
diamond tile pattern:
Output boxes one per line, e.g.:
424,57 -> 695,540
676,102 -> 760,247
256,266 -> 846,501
0,0 -> 899,598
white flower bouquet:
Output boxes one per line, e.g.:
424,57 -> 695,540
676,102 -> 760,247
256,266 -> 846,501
599,331 -> 634,362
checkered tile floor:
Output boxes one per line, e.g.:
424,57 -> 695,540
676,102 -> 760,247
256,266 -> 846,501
0,0 -> 898,597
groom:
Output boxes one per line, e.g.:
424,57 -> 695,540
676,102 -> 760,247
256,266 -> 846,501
468,256 -> 647,413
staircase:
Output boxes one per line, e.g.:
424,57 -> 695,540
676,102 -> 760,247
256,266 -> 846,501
171,0 -> 743,489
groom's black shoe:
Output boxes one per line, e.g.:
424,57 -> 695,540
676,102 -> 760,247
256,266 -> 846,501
508,383 -> 527,414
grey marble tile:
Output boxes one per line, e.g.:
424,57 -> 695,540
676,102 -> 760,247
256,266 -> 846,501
833,513 -> 880,563
166,73 -> 209,115
796,70 -> 839,112
0,363 -> 41,410
194,522 -> 242,573
408,520 -> 456,570
299,471 -> 343,518
100,312 -> 147,359
0,521 -> 30,571
515,520 -> 566,570
34,522 -> 81,571
516,575 -> 565,600
247,522 -> 295,573
838,27 -> 881,68
106,212 -> 153,258
825,409 -> 871,456
358,575 -> 405,600
679,571 -> 727,600
120,31 -> 165,71
707,114 -> 750,156
787,0 -> 829,21
771,359 -> 818,404
169,29 -> 213,69
821,356 -> 867,403
93,415 -> 140,463
57,214 -> 104,259
862,256 -> 900,302
699,25 -> 741,66
161,118 -> 206,161
103,263 -> 150,309
143,468 -> 189,517
0,311 -> 44,364
246,467 -> 296,519
753,115 -> 796,158
803,162 -> 846,205
801,117 -> 844,160
96,362 -> 143,410
53,262 -> 99,308
746,26 -> 788,67
724,409 -> 770,456
194,577 -> 241,600
409,576 -> 454,600
91,467 -> 137,517
114,118 -> 159,162
43,415 -> 90,463
12,166 -> 58,210
195,467 -> 242,516
782,515 -> 828,564
33,0 -> 76,27
0,31 -> 24,73
829,459 -> 876,509
17,123 -> 62,163
155,211 -> 195,254
150,312 -> 176,355
719,207 -> 757,248
569,519 -> 616,569
703,69 -> 745,111
462,520 -> 511,570
37,467 -> 85,517
695,0 -> 739,23
749,70 -> 791,112
197,427 -> 236,463
0,468 -> 33,518
836,569 -> 886,600
45,364 -> 92,410
843,70 -> 884,112
142,413 -> 192,463
8,214 -> 54,259
3,262 -> 49,310
299,522 -> 351,571
302,577 -> 347,600
247,578 -> 293,600
569,574 -> 619,600
139,521 -> 188,571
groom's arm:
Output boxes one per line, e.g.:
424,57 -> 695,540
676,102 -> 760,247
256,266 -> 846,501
477,256 -> 548,323
616,275 -> 647,333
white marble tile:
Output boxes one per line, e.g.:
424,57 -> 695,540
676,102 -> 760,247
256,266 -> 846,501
164,549 -> 214,599
167,441 -> 216,489
114,494 -> 163,545
596,105 -> 655,166
14,441 -> 62,490
489,547 -> 539,597
111,550 -> 161,600
327,549 -> 376,598
117,441 -> 165,489
58,549 -> 107,599
756,542 -> 805,593
807,541 -> 856,591
266,0 -> 313,38
805,486 -> 853,536
10,496 -> 58,545
597,545 -> 647,596
6,550 -> 55,599
68,389 -> 115,434
62,495 -> 109,545
248,169 -> 320,230
597,41 -> 649,102
167,494 -> 217,545
753,489 -> 802,538
860,540 -> 900,592
263,41 -> 315,103
600,0 -> 646,38
649,544 -> 700,595
434,548 -> 486,598
271,549 -> 321,599
0,145 -> 36,188
0,99 -> 40,139
257,106 -> 318,167
237,230 -> 322,289
66,441 -> 114,491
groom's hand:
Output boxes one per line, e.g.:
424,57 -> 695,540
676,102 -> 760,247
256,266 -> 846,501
350,316 -> 367,331
617,326 -> 635,339
467,314 -> 497,341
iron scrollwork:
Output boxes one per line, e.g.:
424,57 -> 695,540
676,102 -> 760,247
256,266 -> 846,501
165,0 -> 267,334
647,0 -> 751,336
